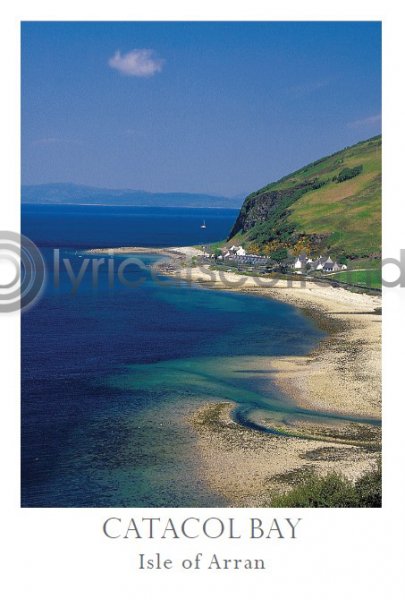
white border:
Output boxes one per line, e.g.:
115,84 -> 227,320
1,2 -> 404,598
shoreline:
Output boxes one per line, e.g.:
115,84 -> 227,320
84,245 -> 203,259
87,245 -> 381,506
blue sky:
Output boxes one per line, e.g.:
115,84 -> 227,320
21,21 -> 381,196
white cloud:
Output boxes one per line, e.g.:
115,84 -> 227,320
348,114 -> 382,128
108,49 -> 164,77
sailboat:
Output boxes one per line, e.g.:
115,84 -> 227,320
200,219 -> 207,229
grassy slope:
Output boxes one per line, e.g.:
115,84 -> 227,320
229,135 -> 381,261
288,137 -> 381,257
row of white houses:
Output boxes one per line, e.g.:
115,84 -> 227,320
223,245 -> 247,258
293,253 -> 347,272
215,247 -> 348,273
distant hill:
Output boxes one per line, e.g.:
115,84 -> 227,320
21,183 -> 243,209
228,135 -> 381,262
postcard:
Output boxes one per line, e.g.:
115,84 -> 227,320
1,3 -> 403,599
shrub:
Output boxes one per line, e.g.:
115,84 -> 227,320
334,165 -> 363,183
310,179 -> 327,190
271,463 -> 381,508
270,248 -> 288,261
355,462 -> 382,507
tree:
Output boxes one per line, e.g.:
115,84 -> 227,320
270,248 -> 288,262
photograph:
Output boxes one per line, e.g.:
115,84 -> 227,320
20,21 -> 382,508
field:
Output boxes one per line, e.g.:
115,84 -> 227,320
324,268 -> 382,290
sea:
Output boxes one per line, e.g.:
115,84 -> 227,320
21,204 -> 325,507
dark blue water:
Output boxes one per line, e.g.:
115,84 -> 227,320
21,204 -> 325,507
22,204 -> 237,248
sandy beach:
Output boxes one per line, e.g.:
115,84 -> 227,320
85,245 -> 203,259
87,245 -> 382,506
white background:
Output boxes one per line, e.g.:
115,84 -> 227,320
1,1 -> 404,598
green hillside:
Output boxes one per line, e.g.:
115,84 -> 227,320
228,135 -> 381,262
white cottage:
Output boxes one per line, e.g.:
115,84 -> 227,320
322,257 -> 341,272
293,253 -> 307,269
